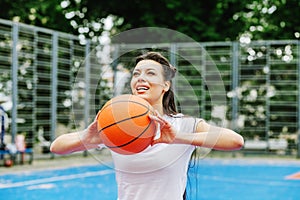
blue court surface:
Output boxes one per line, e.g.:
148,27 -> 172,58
0,158 -> 300,200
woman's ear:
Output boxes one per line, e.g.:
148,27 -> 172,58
163,81 -> 171,92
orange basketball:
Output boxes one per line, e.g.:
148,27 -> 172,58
96,94 -> 157,155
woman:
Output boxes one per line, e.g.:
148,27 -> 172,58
50,52 -> 244,200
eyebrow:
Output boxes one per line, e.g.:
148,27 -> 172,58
133,67 -> 157,72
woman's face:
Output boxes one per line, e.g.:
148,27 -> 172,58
130,59 -> 169,106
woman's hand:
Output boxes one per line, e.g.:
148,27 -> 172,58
147,112 -> 244,150
150,112 -> 177,145
80,119 -> 102,147
50,116 -> 102,155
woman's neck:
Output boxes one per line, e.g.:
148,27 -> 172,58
151,103 -> 164,116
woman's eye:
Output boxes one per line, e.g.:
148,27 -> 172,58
132,72 -> 140,76
148,71 -> 155,75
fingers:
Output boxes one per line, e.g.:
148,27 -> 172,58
94,111 -> 101,121
149,113 -> 165,127
151,138 -> 160,146
149,111 -> 163,146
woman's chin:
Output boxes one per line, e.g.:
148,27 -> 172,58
133,93 -> 149,101
135,93 -> 147,99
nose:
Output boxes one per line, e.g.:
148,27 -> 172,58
138,77 -> 145,82
137,73 -> 147,82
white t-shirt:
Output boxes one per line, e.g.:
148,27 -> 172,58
112,114 -> 202,200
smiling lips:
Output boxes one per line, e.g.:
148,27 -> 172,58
136,85 -> 149,92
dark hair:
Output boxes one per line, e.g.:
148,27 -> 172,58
135,52 -> 177,115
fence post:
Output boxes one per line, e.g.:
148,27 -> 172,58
201,45 -> 206,119
112,44 -> 119,97
83,40 -> 91,157
169,44 -> 177,97
297,40 -> 300,158
50,32 -> 58,144
265,43 -> 271,147
84,40 -> 90,128
169,44 -> 177,66
231,42 -> 239,131
11,22 -> 19,144
32,30 -> 38,147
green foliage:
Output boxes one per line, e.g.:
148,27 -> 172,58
1,0 -> 299,41
0,0 -> 73,33
234,0 -> 300,40
1,0 -> 299,151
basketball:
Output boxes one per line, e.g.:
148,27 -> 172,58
96,94 -> 157,155
4,159 -> 13,167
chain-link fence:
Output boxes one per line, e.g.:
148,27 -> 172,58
0,18 -> 299,157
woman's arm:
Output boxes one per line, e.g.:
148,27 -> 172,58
50,120 -> 102,155
174,121 -> 244,151
151,115 -> 244,151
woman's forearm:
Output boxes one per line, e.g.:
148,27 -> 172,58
50,120 -> 101,155
50,131 -> 84,155
174,128 -> 244,151
50,130 -> 99,155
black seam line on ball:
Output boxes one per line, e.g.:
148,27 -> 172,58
97,100 -> 150,134
99,99 -> 149,114
106,119 -> 154,148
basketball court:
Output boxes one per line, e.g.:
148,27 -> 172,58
0,16 -> 300,200
0,158 -> 299,200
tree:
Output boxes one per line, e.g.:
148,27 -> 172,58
63,0 -> 249,42
233,0 -> 300,40
0,0 -> 74,33
1,0 -> 299,42
62,0 -> 300,42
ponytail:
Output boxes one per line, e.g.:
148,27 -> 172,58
163,85 -> 177,115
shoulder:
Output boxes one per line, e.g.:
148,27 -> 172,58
196,119 -> 211,132
167,113 -> 204,132
170,113 -> 203,121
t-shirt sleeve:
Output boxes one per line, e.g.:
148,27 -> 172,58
177,116 -> 204,133
192,117 -> 204,133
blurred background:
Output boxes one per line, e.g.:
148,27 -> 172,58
0,0 -> 300,165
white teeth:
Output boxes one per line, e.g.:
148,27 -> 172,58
137,87 -> 148,91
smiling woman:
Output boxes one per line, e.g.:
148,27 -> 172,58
132,52 -> 177,116
131,59 -> 171,112
50,51 -> 244,200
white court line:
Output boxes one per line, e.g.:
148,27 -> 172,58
200,175 -> 300,187
0,169 -> 114,189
